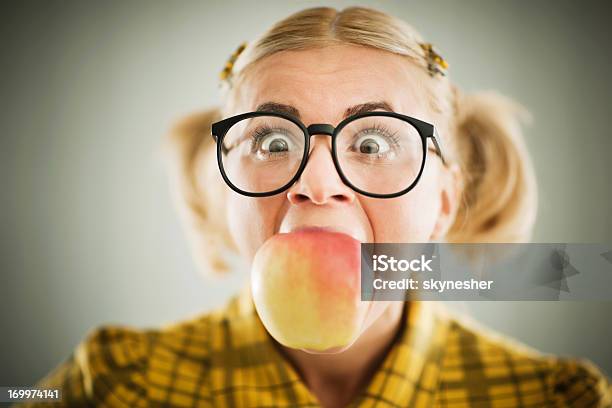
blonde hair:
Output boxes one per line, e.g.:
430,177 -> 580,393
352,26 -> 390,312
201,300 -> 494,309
163,6 -> 538,275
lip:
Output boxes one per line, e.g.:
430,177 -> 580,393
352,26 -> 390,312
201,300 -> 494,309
280,224 -> 365,242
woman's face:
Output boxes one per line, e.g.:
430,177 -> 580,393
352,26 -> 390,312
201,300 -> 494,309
222,45 -> 458,350
226,44 -> 457,262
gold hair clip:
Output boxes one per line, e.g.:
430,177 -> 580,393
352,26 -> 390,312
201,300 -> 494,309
220,41 -> 248,82
419,42 -> 449,77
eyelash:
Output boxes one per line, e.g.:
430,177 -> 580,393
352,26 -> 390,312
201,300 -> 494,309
354,123 -> 401,146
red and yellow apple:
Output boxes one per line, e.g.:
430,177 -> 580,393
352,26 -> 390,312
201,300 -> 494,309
251,228 -> 367,352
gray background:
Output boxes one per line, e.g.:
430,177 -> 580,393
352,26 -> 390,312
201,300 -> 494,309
1,0 -> 611,386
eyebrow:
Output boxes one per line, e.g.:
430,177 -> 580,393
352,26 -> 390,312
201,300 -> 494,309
254,101 -> 395,120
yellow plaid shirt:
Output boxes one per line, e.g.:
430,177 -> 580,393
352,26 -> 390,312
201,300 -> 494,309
22,286 -> 611,407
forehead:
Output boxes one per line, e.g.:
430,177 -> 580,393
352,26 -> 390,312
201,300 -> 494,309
236,44 -> 433,123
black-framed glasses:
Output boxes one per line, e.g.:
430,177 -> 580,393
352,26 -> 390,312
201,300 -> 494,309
211,111 -> 446,199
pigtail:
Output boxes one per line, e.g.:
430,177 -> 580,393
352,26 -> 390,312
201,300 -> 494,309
447,91 -> 538,243
162,108 -> 235,275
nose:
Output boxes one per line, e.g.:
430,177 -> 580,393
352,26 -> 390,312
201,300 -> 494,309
287,134 -> 356,206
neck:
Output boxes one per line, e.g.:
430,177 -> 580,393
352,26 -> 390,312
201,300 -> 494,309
276,302 -> 406,407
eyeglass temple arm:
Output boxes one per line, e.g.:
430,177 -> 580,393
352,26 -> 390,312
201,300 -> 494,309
211,132 -> 231,155
429,127 -> 448,166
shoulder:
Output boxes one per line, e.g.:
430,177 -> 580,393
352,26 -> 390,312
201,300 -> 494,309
437,311 -> 612,407
29,309 -> 232,408
19,324 -> 153,407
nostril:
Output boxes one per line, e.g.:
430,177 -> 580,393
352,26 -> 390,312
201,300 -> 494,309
287,192 -> 310,204
332,194 -> 352,203
333,194 -> 351,203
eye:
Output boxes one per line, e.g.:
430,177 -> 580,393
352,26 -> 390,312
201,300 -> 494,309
352,133 -> 393,155
262,133 -> 290,152
250,127 -> 296,154
351,125 -> 399,156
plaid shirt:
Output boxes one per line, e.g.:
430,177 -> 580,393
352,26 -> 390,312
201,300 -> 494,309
22,286 -> 611,407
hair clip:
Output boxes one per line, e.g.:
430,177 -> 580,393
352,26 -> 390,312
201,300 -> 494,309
419,42 -> 449,77
220,41 -> 248,83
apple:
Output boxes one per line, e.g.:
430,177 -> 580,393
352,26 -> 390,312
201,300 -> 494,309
251,228 -> 367,352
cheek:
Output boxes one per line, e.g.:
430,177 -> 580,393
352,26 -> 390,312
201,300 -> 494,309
227,193 -> 284,263
364,163 -> 442,242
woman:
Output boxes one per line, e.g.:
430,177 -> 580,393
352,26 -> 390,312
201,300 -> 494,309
26,6 -> 610,408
